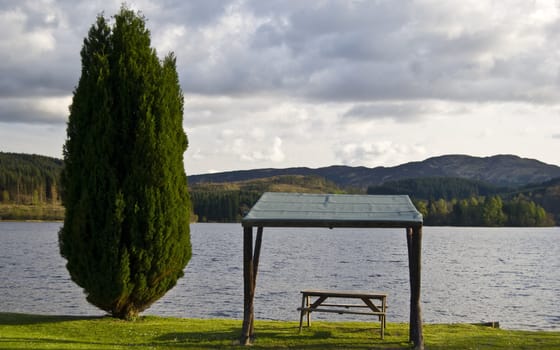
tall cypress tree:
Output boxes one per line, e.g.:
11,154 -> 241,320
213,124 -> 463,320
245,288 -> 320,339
59,7 -> 191,320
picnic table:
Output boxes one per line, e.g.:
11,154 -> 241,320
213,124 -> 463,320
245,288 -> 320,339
298,289 -> 387,339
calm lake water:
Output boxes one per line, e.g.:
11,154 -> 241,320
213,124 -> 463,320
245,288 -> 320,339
0,222 -> 558,330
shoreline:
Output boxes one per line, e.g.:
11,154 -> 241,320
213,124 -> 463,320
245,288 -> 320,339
0,203 -> 64,222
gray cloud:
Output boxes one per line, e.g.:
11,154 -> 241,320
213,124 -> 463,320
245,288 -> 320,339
0,65 -> 75,98
153,0 -> 230,27
2,0 -> 560,126
0,0 -> 81,125
177,0 -> 560,105
0,96 -> 69,124
343,102 -> 434,122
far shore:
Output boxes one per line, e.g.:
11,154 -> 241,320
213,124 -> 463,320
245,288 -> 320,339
0,203 -> 64,221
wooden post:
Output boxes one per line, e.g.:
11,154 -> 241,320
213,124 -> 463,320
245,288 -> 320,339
241,225 -> 264,345
241,225 -> 254,345
249,226 -> 263,336
407,226 -> 424,350
253,227 -> 263,287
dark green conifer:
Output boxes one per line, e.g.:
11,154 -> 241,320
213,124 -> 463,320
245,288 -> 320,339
59,7 -> 191,320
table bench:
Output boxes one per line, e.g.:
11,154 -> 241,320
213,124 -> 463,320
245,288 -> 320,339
297,289 -> 387,339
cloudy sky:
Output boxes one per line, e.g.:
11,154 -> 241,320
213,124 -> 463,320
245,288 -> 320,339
1,0 -> 560,175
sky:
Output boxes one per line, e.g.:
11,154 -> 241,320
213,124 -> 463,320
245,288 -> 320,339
1,0 -> 560,175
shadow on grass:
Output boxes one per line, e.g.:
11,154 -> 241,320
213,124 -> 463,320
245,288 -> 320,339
157,327 -> 240,342
0,312 -> 105,326
257,327 -> 410,350
0,337 -> 100,349
157,324 -> 412,350
155,327 -> 243,349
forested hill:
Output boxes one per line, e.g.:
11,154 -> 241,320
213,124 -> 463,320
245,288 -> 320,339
191,175 -> 343,222
189,154 -> 560,189
0,152 -> 63,204
2,152 -> 560,225
366,177 -> 559,225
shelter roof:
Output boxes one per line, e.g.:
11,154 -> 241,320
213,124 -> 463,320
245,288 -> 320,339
242,192 -> 423,228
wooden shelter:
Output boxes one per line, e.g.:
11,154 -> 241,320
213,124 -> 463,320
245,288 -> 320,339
240,192 -> 424,349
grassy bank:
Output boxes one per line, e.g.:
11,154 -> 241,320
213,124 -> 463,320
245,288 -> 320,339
0,313 -> 558,349
0,204 -> 64,221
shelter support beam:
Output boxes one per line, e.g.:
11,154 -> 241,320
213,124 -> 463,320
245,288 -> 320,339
407,226 -> 424,350
241,226 -> 263,345
239,193 -> 424,347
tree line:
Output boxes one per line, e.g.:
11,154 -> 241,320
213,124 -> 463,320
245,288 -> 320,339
414,195 -> 554,227
191,190 -> 261,222
190,175 -> 343,222
191,189 -> 555,226
0,152 -> 62,204
368,177 -> 556,226
367,177 -> 505,200
190,177 -> 556,226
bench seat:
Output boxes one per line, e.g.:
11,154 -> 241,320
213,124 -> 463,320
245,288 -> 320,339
298,289 -> 387,339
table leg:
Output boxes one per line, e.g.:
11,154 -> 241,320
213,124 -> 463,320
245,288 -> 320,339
306,295 -> 311,327
381,298 -> 387,329
381,296 -> 386,339
299,294 -> 306,332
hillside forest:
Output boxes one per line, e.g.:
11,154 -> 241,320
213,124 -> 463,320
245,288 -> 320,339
191,176 -> 556,226
0,153 -> 64,220
1,152 -> 559,226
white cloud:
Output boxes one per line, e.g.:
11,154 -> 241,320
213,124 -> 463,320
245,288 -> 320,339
269,136 -> 285,162
231,135 -> 285,163
343,101 -> 456,122
153,24 -> 186,55
335,141 -> 427,167
0,8 -> 56,63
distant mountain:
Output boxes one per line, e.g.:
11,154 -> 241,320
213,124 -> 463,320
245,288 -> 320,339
189,154 -> 560,189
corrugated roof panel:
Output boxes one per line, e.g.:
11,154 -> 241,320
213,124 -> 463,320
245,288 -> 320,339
242,192 -> 423,228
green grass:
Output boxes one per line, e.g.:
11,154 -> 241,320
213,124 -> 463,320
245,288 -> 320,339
0,313 -> 558,349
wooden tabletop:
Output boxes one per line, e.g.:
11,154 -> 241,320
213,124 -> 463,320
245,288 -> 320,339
301,289 -> 387,298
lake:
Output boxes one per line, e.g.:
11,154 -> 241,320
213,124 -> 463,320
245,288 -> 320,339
0,222 -> 558,330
